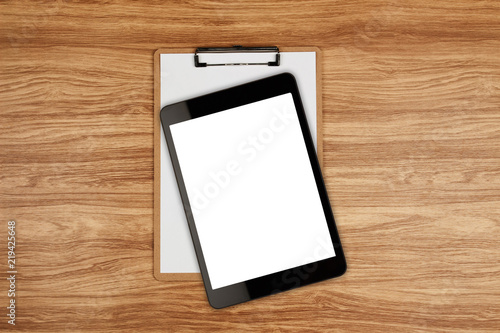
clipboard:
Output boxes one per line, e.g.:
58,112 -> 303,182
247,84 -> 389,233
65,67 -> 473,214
154,46 -> 323,281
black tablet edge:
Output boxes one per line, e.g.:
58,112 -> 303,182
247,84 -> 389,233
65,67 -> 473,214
160,73 -> 346,309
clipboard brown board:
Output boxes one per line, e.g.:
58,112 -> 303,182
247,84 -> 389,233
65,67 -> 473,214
154,46 -> 323,281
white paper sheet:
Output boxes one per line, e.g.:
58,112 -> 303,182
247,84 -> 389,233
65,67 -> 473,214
160,52 -> 317,273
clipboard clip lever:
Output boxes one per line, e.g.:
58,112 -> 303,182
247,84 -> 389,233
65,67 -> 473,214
194,45 -> 280,67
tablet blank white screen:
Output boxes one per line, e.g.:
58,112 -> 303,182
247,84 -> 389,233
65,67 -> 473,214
170,93 -> 335,290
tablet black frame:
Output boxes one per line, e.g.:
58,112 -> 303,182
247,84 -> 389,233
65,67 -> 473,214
160,73 -> 346,309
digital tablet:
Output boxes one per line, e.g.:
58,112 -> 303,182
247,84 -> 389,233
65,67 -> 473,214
160,73 -> 346,308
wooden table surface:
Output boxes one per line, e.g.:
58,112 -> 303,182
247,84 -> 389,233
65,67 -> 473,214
1,1 -> 499,332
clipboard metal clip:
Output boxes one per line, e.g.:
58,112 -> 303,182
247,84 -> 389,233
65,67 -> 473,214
194,45 -> 280,67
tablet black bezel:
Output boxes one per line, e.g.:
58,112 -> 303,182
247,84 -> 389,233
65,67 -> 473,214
160,73 -> 346,309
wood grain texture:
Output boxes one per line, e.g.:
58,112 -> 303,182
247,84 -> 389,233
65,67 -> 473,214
0,0 -> 499,332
